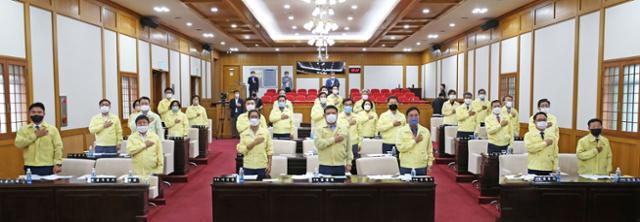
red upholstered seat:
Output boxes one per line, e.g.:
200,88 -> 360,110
286,95 -> 295,101
297,89 -> 307,94
381,89 -> 390,94
266,89 -> 276,94
400,88 -> 410,92
306,95 -> 317,101
350,89 -> 360,94
352,96 -> 361,101
370,89 -> 380,94
295,95 -> 306,101
308,89 -> 318,95
391,89 -> 401,93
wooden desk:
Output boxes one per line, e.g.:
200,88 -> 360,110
212,180 -> 436,222
499,177 -> 640,222
479,153 -> 500,197
0,180 -> 148,222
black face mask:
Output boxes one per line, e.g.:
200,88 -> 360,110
30,115 -> 44,123
389,104 -> 398,111
590,128 -> 602,137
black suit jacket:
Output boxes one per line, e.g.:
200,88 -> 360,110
229,98 -> 244,118
248,76 -> 259,90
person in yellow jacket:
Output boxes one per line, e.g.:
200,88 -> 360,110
129,97 -> 164,138
376,96 -> 406,154
395,107 -> 434,175
524,112 -> 559,175
158,87 -> 176,122
576,118 -> 612,175
311,92 -> 329,132
236,98 -> 267,134
164,101 -> 189,137
15,102 -> 63,176
186,95 -> 208,126
485,100 -> 514,154
269,95 -> 295,140
442,90 -> 460,125
528,99 -> 559,166
455,92 -> 477,138
273,89 -> 294,111
88,99 -> 123,153
127,115 -> 164,176
471,89 -> 490,132
327,86 -> 343,111
314,105 -> 353,176
357,100 -> 378,139
353,89 -> 375,113
237,110 -> 273,180
502,95 -> 520,137
338,98 -> 360,158
128,99 -> 141,124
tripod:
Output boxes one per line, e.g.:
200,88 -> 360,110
216,101 -> 227,138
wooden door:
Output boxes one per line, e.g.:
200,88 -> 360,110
222,65 -> 243,97
152,70 -> 167,110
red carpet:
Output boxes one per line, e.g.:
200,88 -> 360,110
148,139 -> 498,222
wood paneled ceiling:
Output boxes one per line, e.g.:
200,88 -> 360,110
182,0 -> 460,48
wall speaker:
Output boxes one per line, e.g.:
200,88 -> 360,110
203,44 -> 211,51
140,16 -> 159,29
480,19 -> 499,31
432,44 -> 442,51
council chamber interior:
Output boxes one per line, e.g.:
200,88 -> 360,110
0,0 -> 639,221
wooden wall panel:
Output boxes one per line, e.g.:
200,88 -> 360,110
56,0 -> 80,17
555,0 -> 578,21
0,145 -> 24,178
501,15 -> 521,38
150,28 -> 169,46
168,33 -> 180,50
79,0 -> 101,25
116,12 -> 137,37
579,0 -> 602,12
219,52 -> 422,67
603,0 -> 629,7
520,10 -> 534,32
102,7 -> 116,30
138,26 -> 150,41
30,0 -> 52,8
62,135 -> 84,155
534,3 -> 555,26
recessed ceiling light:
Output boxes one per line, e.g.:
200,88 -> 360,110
449,23 -> 456,27
294,33 -> 299,36
202,33 -> 214,38
186,22 -> 192,27
381,44 -> 386,47
403,24 -> 410,29
390,36 -> 396,40
153,6 -> 170,13
220,41 -> 226,45
231,24 -> 237,28
283,4 -> 290,9
351,4 -> 358,10
255,44 -> 259,47
422,8 -> 430,14
230,47 -> 239,52
275,48 -> 280,51
244,35 -> 250,39
347,16 -> 353,21
472,8 -> 488,14
210,7 -> 219,13
403,48 -> 413,52
362,48 -> 367,51
428,34 -> 439,39
344,27 -> 350,31
292,25 -> 297,29
288,15 -> 294,20
416,42 -> 421,45
342,33 -> 347,36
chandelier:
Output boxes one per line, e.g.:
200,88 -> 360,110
301,0 -> 346,62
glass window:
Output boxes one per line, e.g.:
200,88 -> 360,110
601,61 -> 640,133
0,58 -> 28,135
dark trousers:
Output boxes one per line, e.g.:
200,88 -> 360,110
284,87 -> 291,93
382,143 -> 395,154
528,169 -> 552,176
230,116 -> 239,138
400,167 -> 427,175
243,168 -> 267,180
319,165 -> 345,176
488,143 -> 508,154
95,145 -> 117,153
457,131 -> 474,138
273,133 -> 291,140
24,166 -> 53,176
249,88 -> 258,96
352,144 -> 359,159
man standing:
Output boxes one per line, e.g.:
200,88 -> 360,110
324,73 -> 340,89
395,107 -> 434,175
281,71 -> 292,92
127,115 -> 164,177
229,90 -> 244,138
431,92 -> 446,116
485,100 -> 513,154
248,71 -> 259,96
186,95 -> 209,126
129,97 -> 164,137
524,112 -> 558,175
472,89 -> 490,131
442,90 -> 460,125
158,88 -> 176,121
376,96 -> 406,154
314,105 -> 353,176
455,92 -> 477,138
89,99 -> 123,153
15,102 -> 63,175
576,118 -> 612,175
502,95 -> 520,137
269,95 -> 295,140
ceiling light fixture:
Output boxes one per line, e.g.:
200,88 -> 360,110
288,15 -> 294,20
229,47 -> 239,52
210,7 -> 219,13
403,48 -> 412,52
403,24 -> 410,29
231,24 -> 238,28
390,36 -> 396,40
344,27 -> 350,31
347,16 -> 353,21
422,8 -> 430,14
202,33 -> 214,38
416,42 -> 421,45
381,44 -> 386,47
449,23 -> 456,27
472,8 -> 488,14
275,48 -> 280,51
220,41 -> 226,45
186,22 -> 192,27
427,34 -> 439,39
284,4 -> 290,9
294,33 -> 300,36
292,25 -> 298,29
153,6 -> 170,13
255,44 -> 259,47
362,48 -> 367,51
244,35 -> 251,39
351,4 -> 358,10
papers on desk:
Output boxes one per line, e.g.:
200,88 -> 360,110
504,174 -> 537,182
243,175 -> 259,180
278,154 -> 297,158
291,174 -> 311,180
77,175 -> 117,180
367,175 -> 397,180
18,174 -> 73,181
364,154 -> 392,158
580,174 -> 611,180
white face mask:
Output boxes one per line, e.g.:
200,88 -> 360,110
332,89 -> 339,94
166,93 -> 173,99
363,104 -> 372,111
193,100 -> 199,106
536,121 -> 548,130
234,93 -> 240,98
449,95 -> 456,100
362,95 -> 369,100
137,125 -> 149,134
505,101 -> 513,108
100,106 -> 110,114
171,106 -> 180,112
249,118 -> 260,126
464,99 -> 472,105
320,98 -> 327,104
326,114 -> 337,124
479,94 -> 486,100
246,104 -> 255,110
141,105 -> 150,112
540,107 -> 550,114
492,107 -> 502,115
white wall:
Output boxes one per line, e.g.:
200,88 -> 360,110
363,66 -> 403,89
406,66 -> 419,88
296,78 -> 319,91
519,33 -> 532,122
348,74 -> 361,91
0,1 -> 25,58
490,43 -> 500,100
457,54 -> 465,93
103,30 -> 119,118
501,37 -> 518,73
441,56 -> 457,96
475,46 -> 490,94
151,44 -> 169,71
534,19 -> 575,129
180,53 -> 190,107
56,15 -> 102,130
467,49 -> 475,93
169,50 -> 180,91
138,41 -> 151,98
190,56 -> 201,76
206,61 -> 212,98
118,34 -> 137,73
30,6 -> 56,125
243,65 -> 278,96
424,62 -> 437,98
577,12 -> 600,130
604,0 -> 640,60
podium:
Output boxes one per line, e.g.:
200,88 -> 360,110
193,125 -> 209,157
167,136 -> 190,182
479,153 -> 501,201
454,138 -> 475,182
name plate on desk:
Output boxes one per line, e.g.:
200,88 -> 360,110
213,177 -> 237,183
90,177 -> 117,183
411,176 -> 434,183
618,178 -> 640,183
68,153 -> 88,158
0,179 -> 26,184
125,177 -> 141,184
311,177 -> 336,183
533,176 -> 557,183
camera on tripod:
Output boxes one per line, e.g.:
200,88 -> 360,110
219,92 -> 228,103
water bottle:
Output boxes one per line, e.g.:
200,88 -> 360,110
410,168 -> 416,179
613,167 -> 621,183
126,170 -> 133,183
26,168 -> 32,185
507,146 -> 513,154
314,167 -> 320,177
88,145 -> 94,158
238,167 -> 244,184
392,146 -> 397,157
88,167 -> 96,183
555,166 -> 561,182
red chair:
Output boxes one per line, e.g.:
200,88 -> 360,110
370,89 -> 380,94
262,96 -> 272,103
350,89 -> 360,94
381,89 -> 390,94
295,95 -> 306,101
286,92 -> 296,97
308,89 -> 318,95
266,89 -> 276,94
286,95 -> 295,101
352,96 -> 361,101
297,89 -> 307,95
391,89 -> 401,93
399,97 -> 410,103
306,95 -> 317,101
351,92 -> 361,97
